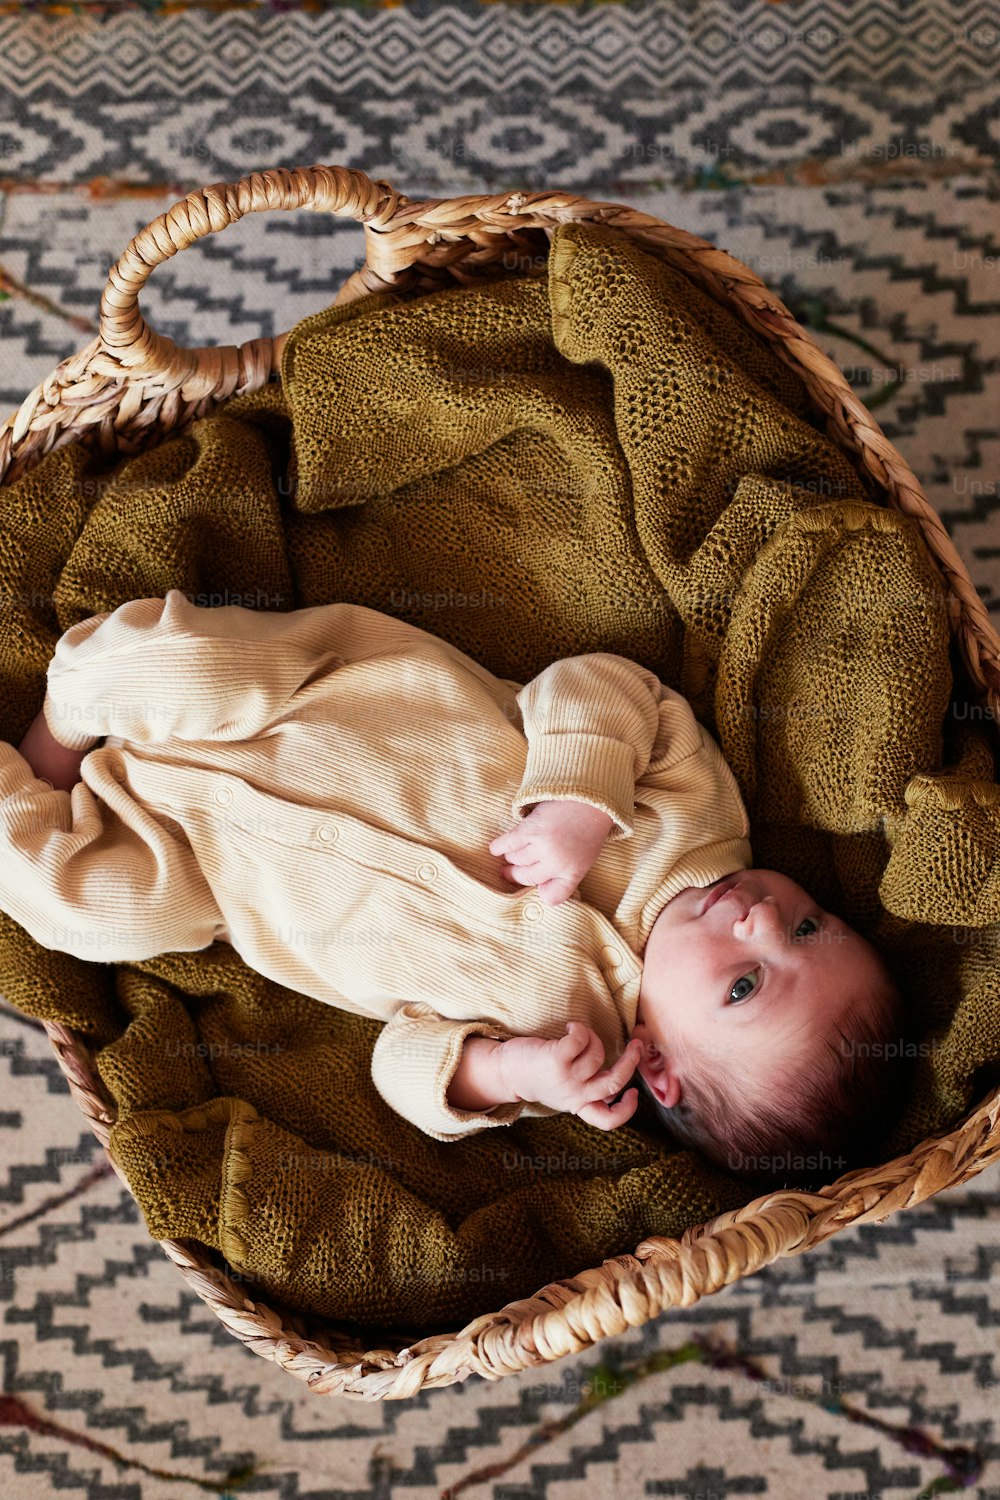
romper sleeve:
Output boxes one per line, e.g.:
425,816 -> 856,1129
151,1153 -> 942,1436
512,653 -> 705,842
370,1003 -> 559,1141
41,589 -> 354,751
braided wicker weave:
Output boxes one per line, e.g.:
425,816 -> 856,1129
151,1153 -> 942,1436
2,164 -> 999,1402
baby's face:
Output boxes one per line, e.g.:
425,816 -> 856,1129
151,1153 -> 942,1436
632,868 -> 884,1110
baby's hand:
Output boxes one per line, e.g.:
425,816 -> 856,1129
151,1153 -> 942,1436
500,1022 -> 643,1130
489,799 -> 615,906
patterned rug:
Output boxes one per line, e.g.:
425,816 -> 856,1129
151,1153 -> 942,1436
1,0 -> 999,1493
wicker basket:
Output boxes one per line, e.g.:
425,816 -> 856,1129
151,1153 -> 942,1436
3,163 -> 1000,1402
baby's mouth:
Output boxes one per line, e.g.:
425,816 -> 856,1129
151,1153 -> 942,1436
700,875 -> 741,917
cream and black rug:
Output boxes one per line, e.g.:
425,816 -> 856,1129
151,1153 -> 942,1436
1,0 -> 999,1492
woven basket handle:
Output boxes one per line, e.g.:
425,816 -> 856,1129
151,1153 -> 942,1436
4,164 -> 997,712
93,164 -> 417,400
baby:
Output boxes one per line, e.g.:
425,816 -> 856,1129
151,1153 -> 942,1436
9,590 -> 904,1182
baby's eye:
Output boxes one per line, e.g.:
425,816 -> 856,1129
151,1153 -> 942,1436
729,971 -> 758,1004
727,916 -> 823,1004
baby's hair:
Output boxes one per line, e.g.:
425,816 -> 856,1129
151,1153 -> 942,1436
643,945 -> 908,1189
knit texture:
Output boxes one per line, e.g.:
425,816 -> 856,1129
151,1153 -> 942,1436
0,219 -> 995,1336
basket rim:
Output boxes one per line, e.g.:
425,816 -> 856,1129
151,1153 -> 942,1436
41,1015 -> 1000,1399
3,166 -> 997,695
4,165 -> 1000,1400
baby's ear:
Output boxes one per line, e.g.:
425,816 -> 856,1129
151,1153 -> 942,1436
655,1069 -> 682,1111
631,1023 -> 682,1110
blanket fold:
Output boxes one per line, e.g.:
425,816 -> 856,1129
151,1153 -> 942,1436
1,219 -> 998,1332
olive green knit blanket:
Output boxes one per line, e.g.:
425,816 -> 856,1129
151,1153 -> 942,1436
1,221 -> 998,1337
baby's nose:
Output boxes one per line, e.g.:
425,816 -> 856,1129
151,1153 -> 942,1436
748,896 -> 800,941
739,894 -> 779,925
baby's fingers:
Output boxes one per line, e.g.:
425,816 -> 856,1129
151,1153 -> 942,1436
559,1020 -> 604,1065
499,859 -> 541,886
536,875 -> 582,907
577,1087 -> 640,1132
583,1037 -> 642,1102
489,827 -> 532,857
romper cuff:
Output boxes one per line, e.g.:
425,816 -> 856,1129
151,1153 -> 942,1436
42,688 -> 101,751
371,1004 -> 536,1141
512,733 -> 636,840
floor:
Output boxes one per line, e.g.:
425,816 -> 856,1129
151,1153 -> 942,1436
1,0 -> 999,1494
